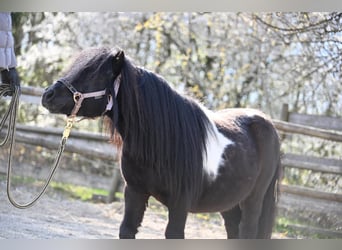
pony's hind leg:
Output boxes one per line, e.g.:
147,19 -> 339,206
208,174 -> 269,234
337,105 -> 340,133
257,160 -> 281,238
119,185 -> 149,239
239,195 -> 264,238
238,165 -> 278,239
240,114 -> 280,239
220,205 -> 241,239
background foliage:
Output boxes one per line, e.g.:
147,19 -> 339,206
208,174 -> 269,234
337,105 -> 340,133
11,12 -> 342,115
3,12 -> 342,191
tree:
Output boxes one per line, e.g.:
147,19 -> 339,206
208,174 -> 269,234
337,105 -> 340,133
13,12 -> 342,120
252,12 -> 342,116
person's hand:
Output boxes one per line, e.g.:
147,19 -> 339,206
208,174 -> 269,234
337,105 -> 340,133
1,68 -> 20,96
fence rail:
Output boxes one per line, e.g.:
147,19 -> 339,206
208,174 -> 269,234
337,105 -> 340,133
273,119 -> 342,142
282,153 -> 342,175
280,185 -> 342,203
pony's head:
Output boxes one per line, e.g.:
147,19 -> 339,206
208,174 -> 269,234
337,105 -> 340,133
42,47 -> 124,118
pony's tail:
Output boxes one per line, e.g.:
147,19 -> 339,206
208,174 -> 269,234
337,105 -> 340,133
257,157 -> 282,238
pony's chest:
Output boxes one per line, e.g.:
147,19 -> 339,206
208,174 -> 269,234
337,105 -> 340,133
121,158 -> 170,202
121,165 -> 148,186
120,159 -> 156,189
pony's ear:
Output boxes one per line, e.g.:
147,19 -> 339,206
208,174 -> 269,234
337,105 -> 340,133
112,50 -> 125,76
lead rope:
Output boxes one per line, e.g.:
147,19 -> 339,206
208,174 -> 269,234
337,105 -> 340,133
0,82 -> 76,209
7,117 -> 75,209
0,84 -> 19,147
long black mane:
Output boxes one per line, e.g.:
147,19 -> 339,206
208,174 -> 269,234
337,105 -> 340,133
109,56 -> 214,202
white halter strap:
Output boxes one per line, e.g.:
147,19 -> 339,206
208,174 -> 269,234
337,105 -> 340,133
105,73 -> 121,111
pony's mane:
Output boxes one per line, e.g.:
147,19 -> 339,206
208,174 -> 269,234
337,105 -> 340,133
107,56 -> 214,202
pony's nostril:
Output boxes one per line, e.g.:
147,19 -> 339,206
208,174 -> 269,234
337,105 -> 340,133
43,88 -> 55,103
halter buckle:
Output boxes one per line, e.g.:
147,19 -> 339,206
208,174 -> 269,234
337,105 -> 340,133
73,92 -> 82,103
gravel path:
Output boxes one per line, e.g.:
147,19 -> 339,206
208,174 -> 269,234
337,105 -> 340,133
0,180 -> 287,239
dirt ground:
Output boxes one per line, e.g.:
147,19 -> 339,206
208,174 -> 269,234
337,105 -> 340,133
0,180 -> 287,239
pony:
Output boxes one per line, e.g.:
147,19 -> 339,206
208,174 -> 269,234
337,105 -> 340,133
42,47 -> 281,239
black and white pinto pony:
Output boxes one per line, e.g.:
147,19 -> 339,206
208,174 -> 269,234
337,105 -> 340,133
42,47 -> 281,239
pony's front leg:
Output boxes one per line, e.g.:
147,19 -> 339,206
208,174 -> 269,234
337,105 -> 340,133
165,206 -> 188,239
119,185 -> 149,239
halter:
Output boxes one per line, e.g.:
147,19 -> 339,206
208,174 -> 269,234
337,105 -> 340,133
60,74 -> 121,118
57,74 -> 121,140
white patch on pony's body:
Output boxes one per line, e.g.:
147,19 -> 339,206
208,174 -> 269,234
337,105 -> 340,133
204,126 -> 233,180
199,104 -> 234,180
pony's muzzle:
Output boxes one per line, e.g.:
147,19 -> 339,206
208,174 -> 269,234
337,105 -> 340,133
41,87 -> 55,106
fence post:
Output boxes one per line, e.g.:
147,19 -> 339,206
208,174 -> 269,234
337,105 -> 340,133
107,167 -> 122,203
279,103 -> 289,140
280,103 -> 289,122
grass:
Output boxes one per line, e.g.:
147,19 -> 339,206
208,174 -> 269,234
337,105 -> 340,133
49,182 -> 109,201
0,173 -> 110,202
274,217 -> 340,239
275,217 -> 304,238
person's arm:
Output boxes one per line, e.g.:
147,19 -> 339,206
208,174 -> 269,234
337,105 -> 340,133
0,12 -> 20,95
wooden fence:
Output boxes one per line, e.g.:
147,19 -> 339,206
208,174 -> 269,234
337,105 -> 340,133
275,104 -> 342,201
0,87 -> 341,237
273,104 -> 342,237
